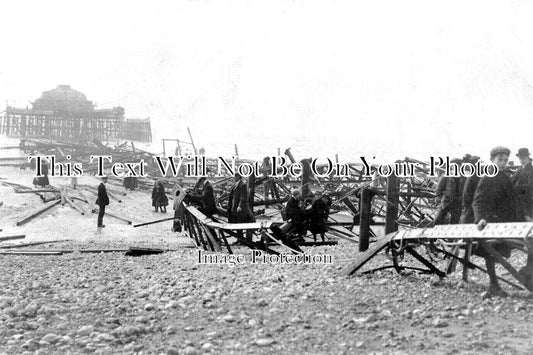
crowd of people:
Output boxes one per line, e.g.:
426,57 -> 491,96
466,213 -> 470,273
434,146 -> 533,295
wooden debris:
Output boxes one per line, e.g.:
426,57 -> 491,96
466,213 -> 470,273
80,249 -> 130,253
0,251 -> 63,255
90,209 -> 132,224
0,235 -> 25,242
16,199 -> 61,226
0,240 -> 70,249
125,247 -> 165,256
133,217 -> 179,227
15,189 -> 60,194
62,192 -> 87,215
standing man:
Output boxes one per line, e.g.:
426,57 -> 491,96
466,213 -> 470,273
96,176 -> 110,228
473,146 -> 525,296
227,173 -> 255,242
513,148 -> 533,221
188,177 -> 217,217
227,173 -> 254,224
433,158 -> 465,225
309,191 -> 328,243
460,155 -> 481,223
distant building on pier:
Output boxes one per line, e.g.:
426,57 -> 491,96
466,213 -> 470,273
0,85 -> 152,142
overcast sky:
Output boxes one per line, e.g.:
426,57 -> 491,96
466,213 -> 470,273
1,0 -> 533,161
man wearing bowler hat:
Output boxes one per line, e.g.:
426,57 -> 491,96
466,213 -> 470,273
513,148 -> 533,221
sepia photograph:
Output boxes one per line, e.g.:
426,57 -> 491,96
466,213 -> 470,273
1,1 -> 533,354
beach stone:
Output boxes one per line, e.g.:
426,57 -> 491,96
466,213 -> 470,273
256,338 -> 274,346
77,325 -> 94,336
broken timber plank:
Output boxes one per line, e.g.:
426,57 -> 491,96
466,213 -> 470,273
0,251 -> 63,255
202,225 -> 223,252
0,235 -> 25,242
0,240 -> 70,249
133,217 -> 179,227
184,205 -> 271,231
297,241 -> 338,246
404,246 -> 446,278
90,209 -> 132,224
343,232 -> 397,275
264,230 -> 302,254
15,189 -> 60,194
125,247 -> 165,256
79,249 -> 130,253
62,194 -> 86,215
391,222 -> 533,241
107,191 -> 122,203
0,249 -> 74,254
326,229 -> 359,244
16,199 -> 61,226
328,225 -> 358,238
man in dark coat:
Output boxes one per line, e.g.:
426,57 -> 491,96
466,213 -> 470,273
513,148 -> 533,220
473,146 -> 525,296
227,173 -> 254,224
96,176 -> 110,228
188,177 -> 218,217
285,189 -> 302,223
227,173 -> 255,242
460,155 -> 481,224
284,188 -> 310,238
152,181 -> 169,212
433,158 -> 464,225
309,191 -> 328,242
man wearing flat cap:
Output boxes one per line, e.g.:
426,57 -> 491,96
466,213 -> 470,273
513,148 -> 533,221
473,146 -> 525,295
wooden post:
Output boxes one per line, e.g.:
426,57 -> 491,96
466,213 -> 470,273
359,188 -> 372,252
462,241 -> 472,281
187,127 -> 198,155
385,172 -> 399,235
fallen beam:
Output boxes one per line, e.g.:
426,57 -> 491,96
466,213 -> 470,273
79,249 -> 130,253
328,225 -> 358,238
125,247 -> 165,256
185,205 -> 272,231
90,209 -> 132,224
0,249 -> 74,254
0,240 -> 70,249
107,191 -> 122,203
0,235 -> 25,242
15,189 -> 60,194
16,200 -> 61,226
133,217 -> 178,227
391,222 -> 533,241
297,241 -> 338,246
62,194 -> 87,215
326,230 -> 359,244
0,251 -> 63,255
343,232 -> 397,275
